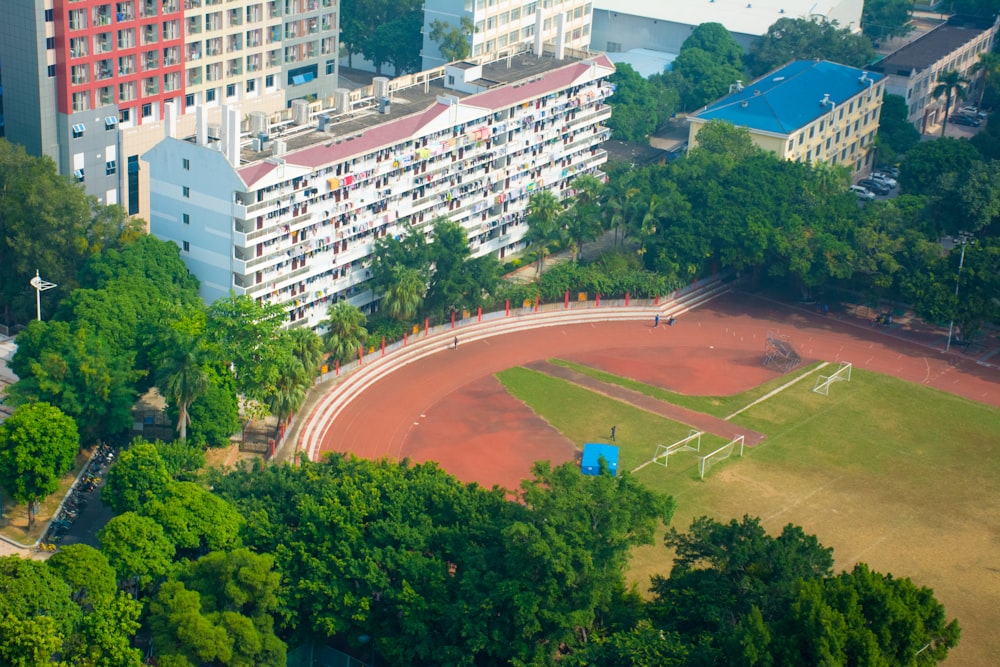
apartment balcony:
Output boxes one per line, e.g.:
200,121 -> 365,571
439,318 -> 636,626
93,9 -> 113,27
187,45 -> 202,60
229,9 -> 243,26
162,0 -> 179,13
186,68 -> 203,86
144,54 -> 160,70
116,2 -> 134,20
94,35 -> 114,54
95,60 -> 115,80
186,17 -> 201,34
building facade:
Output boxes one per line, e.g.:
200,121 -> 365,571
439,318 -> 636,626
421,0 -> 593,70
145,51 -> 615,327
0,0 -> 339,219
687,60 -> 885,177
590,0 -> 863,56
869,15 -> 998,134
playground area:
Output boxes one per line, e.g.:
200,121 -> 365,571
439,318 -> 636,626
306,292 -> 999,666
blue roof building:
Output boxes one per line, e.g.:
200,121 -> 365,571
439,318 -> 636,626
581,443 -> 619,476
687,60 -> 886,176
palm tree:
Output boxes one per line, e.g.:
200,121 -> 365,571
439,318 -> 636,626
285,327 -> 325,377
970,51 -> 1000,108
524,190 -> 566,275
932,70 -> 969,137
322,301 -> 368,362
156,334 -> 209,442
564,174 -> 605,262
266,357 -> 308,424
381,266 -> 426,321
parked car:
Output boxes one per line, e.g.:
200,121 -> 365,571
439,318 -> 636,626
849,185 -> 876,201
959,105 -> 987,119
875,164 -> 900,178
950,114 -> 981,127
858,178 -> 891,196
870,172 -> 898,188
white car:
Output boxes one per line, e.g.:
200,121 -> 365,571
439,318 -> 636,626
849,185 -> 876,201
871,172 -> 897,188
959,106 -> 987,119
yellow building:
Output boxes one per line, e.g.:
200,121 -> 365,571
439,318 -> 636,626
687,60 -> 885,176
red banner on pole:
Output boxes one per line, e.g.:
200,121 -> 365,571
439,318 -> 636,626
654,295 -> 659,306
477,306 -> 482,322
335,359 -> 339,376
425,317 -> 429,337
451,311 -> 456,329
626,293 -> 630,306
381,336 -> 385,357
505,299 -> 510,317
565,290 -> 569,309
358,345 -> 363,365
534,295 -> 539,313
596,293 -> 601,307
403,331 -> 407,346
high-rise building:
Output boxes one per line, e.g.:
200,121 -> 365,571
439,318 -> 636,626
421,0 -> 593,71
0,0 -> 339,221
144,49 -> 615,327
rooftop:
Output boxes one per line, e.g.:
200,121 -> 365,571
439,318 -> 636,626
592,0 -> 862,37
690,60 -> 884,135
870,15 -> 997,76
231,51 -> 615,189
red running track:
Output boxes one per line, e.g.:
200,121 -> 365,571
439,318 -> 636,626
314,294 -> 1000,491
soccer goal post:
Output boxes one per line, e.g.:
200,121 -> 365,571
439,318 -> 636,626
653,430 -> 702,467
698,435 -> 744,480
812,361 -> 852,396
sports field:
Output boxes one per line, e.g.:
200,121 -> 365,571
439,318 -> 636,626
497,362 -> 1000,667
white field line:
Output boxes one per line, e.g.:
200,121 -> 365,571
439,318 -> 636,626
724,362 -> 830,421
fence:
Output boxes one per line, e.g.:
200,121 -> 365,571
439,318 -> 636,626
286,643 -> 369,667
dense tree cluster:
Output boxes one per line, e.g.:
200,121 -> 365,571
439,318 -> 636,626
340,0 -> 422,75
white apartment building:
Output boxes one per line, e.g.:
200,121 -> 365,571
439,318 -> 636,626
145,49 -> 615,328
421,0 -> 593,70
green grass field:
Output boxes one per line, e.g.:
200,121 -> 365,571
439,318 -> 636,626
497,362 -> 1000,667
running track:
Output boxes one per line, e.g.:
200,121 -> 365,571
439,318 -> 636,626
306,293 -> 1000,490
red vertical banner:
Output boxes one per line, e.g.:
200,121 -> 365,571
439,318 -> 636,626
451,311 -> 456,329
425,317 -> 429,337
358,346 -> 363,365
596,293 -> 601,308
625,293 -> 630,306
654,295 -> 659,306
693,277 -> 698,289
477,306 -> 482,322
505,299 -> 510,317
534,295 -> 539,313
381,336 -> 385,357
335,359 -> 340,376
565,290 -> 569,309
403,331 -> 407,346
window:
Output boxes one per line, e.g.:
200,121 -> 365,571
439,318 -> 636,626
183,213 -> 190,224
246,78 -> 255,93
185,93 -> 195,107
72,124 -> 86,138
48,65 -> 57,77
206,88 -> 216,102
182,241 -> 190,252
141,103 -> 152,118
182,158 -> 190,170
120,108 -> 131,123
127,155 -> 139,215
75,169 -> 85,182
226,83 -> 236,97
265,74 -> 274,87
45,8 -> 54,21
46,37 -> 55,49
106,160 -> 117,175
325,59 -> 335,75
182,186 -> 191,198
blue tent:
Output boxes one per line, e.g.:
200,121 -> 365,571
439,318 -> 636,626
581,443 -> 619,477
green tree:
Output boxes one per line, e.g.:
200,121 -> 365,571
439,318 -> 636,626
379,266 -> 426,321
899,137 -> 982,197
524,190 -> 566,275
98,512 -> 177,589
970,50 -> 1000,108
862,0 -> 913,43
102,439 -> 174,514
141,481 -> 243,557
876,94 -> 922,160
564,174 -> 606,261
181,364 -> 241,448
671,23 -> 744,111
0,402 -> 79,526
429,17 -> 475,63
605,64 -> 660,142
285,327 -> 325,378
932,70 -> 970,137
321,301 -> 369,362
0,556 -> 81,667
156,329 -> 210,442
748,18 -> 876,77
206,294 -> 286,404
6,320 -> 142,440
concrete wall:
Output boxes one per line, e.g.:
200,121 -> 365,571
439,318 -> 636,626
590,10 -> 756,56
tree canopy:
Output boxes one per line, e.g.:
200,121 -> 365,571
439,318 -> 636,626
747,18 -> 876,77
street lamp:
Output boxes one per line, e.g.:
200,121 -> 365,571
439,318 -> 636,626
945,233 -> 974,352
29,270 -> 57,321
